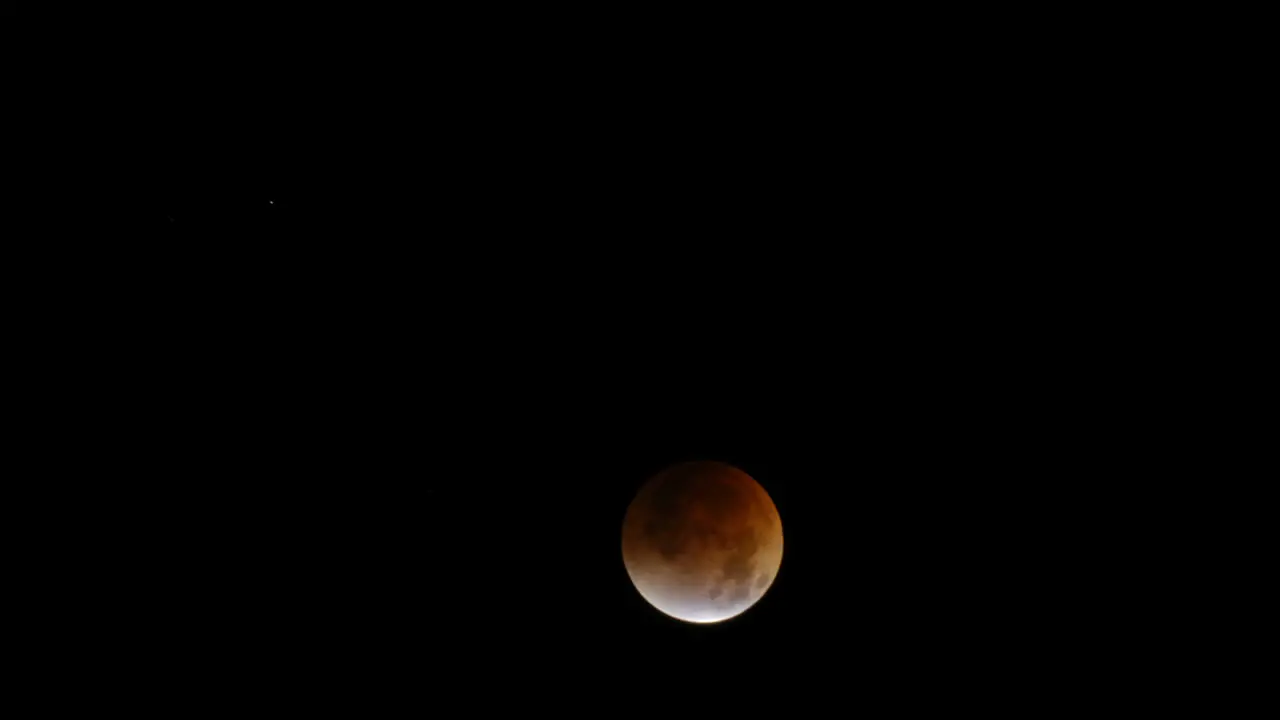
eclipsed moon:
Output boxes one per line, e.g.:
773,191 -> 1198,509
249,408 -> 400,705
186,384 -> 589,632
621,461 -> 783,623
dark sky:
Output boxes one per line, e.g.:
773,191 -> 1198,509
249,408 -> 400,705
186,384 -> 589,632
82,11 -> 1173,710
126,195 -> 1136,708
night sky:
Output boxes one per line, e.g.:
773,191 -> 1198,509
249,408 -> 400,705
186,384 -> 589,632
78,10 -> 1167,710
132,185 -> 1128,709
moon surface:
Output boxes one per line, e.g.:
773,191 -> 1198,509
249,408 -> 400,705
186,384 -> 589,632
621,461 -> 783,623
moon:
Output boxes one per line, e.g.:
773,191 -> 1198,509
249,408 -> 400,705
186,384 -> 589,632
621,461 -> 783,623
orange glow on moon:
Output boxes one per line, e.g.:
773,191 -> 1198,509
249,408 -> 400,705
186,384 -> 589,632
621,461 -> 783,623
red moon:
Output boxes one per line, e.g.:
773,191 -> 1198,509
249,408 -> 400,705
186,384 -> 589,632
621,461 -> 783,623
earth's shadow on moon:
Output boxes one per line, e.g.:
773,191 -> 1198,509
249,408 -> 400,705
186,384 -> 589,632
620,459 -> 785,626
